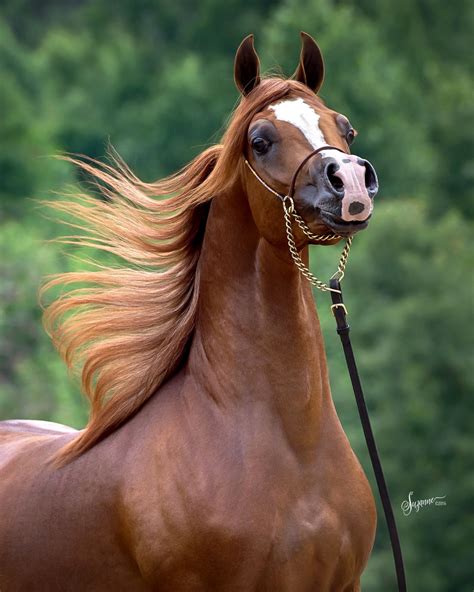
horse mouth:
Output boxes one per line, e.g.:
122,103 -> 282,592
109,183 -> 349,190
320,212 -> 371,237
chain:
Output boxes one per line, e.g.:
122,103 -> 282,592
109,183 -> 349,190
282,197 -> 353,293
243,159 -> 353,294
291,211 -> 340,242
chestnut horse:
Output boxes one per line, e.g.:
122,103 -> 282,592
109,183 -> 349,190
0,33 -> 379,591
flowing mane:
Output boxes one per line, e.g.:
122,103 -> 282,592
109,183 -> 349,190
43,78 -> 311,464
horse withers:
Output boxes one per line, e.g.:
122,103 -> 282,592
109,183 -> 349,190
0,33 -> 378,591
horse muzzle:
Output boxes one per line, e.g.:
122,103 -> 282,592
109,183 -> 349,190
307,153 -> 379,225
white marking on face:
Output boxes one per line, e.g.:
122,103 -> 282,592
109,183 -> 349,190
336,161 -> 373,221
270,98 -> 327,150
270,97 -> 346,164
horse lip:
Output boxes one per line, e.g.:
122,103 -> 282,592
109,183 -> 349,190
320,212 -> 371,236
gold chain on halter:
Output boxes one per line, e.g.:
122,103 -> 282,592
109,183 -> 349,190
282,196 -> 352,293
243,158 -> 353,294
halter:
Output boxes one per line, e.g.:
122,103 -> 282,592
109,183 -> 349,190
244,145 -> 352,293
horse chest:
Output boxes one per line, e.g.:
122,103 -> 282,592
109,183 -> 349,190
130,433 -> 375,591
196,464 -> 367,568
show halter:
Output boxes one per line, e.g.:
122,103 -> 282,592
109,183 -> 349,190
245,145 -> 351,293
244,146 -> 408,592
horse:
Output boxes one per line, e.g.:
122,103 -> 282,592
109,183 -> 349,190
0,33 -> 379,591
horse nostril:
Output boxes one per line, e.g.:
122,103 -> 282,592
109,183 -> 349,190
325,163 -> 344,193
364,161 -> 379,197
348,201 -> 365,216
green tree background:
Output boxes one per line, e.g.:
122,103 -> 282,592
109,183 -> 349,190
0,1 -> 472,589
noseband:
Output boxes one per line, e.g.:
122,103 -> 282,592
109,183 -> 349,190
244,145 -> 352,293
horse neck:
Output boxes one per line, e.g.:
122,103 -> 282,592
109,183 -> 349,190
187,181 -> 333,451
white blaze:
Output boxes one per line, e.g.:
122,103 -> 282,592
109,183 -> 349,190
269,98 -> 327,149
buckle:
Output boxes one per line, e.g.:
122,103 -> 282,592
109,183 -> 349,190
331,303 -> 348,317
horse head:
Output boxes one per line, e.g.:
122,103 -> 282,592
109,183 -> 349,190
234,32 -> 379,248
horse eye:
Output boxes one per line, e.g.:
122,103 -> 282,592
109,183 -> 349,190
346,128 -> 355,146
251,137 -> 270,155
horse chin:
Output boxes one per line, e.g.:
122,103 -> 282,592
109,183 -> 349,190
319,211 -> 372,238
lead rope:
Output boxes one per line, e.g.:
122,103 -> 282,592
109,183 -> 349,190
244,156 -> 407,591
286,197 -> 407,592
331,280 -> 407,592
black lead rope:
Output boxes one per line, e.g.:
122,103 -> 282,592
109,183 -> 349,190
244,150 -> 407,588
330,278 -> 407,592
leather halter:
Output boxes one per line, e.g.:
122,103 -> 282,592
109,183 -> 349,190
244,144 -> 346,203
244,144 -> 351,293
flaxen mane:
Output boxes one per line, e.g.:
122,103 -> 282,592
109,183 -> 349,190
43,78 -> 314,464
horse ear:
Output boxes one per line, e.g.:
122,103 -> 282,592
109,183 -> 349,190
234,34 -> 261,96
293,31 -> 325,93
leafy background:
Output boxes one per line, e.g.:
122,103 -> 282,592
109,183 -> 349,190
0,1 -> 472,589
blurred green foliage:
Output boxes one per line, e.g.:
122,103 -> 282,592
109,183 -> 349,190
0,0 -> 472,589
